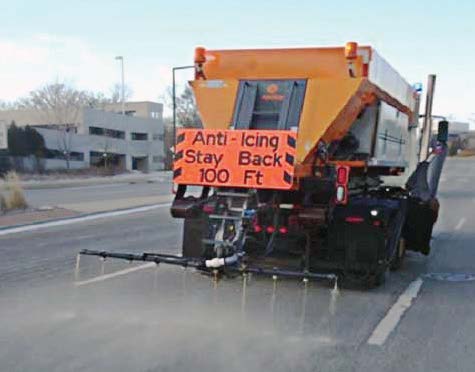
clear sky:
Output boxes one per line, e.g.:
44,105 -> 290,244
1,0 -> 474,123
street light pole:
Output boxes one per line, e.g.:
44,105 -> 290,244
115,56 -> 125,115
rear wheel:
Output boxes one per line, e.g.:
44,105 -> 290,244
362,265 -> 388,288
373,268 -> 387,287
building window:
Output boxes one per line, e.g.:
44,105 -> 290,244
131,132 -> 148,141
152,155 -> 164,163
89,126 -> 104,136
37,124 -> 78,133
89,126 -> 125,139
45,149 -> 84,161
150,111 -> 161,119
152,133 -> 164,141
106,128 -> 125,139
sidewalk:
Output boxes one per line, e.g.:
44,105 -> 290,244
0,208 -> 80,228
0,171 -> 173,191
0,170 -> 177,229
0,194 -> 174,229
57,194 -> 174,213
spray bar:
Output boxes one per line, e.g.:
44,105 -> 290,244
79,249 -> 204,268
79,249 -> 338,282
227,266 -> 337,281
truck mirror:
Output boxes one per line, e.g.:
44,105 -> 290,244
437,120 -> 449,143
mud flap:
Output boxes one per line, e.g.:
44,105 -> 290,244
328,197 -> 405,280
341,224 -> 386,272
403,198 -> 439,255
182,212 -> 208,258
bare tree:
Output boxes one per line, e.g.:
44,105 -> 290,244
101,134 -> 116,171
18,83 -> 93,128
162,117 -> 174,170
162,85 -> 202,128
178,86 -> 201,128
0,100 -> 18,110
57,127 -> 74,169
17,83 -> 97,169
110,83 -> 133,104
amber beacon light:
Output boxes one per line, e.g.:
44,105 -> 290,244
194,47 -> 207,80
194,47 -> 207,64
344,42 -> 358,60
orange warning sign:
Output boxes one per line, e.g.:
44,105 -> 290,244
173,129 -> 297,190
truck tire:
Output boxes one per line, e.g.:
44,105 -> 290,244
362,264 -> 388,288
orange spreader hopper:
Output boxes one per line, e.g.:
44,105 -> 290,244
189,44 -> 417,180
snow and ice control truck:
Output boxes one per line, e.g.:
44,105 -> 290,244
81,42 -> 447,287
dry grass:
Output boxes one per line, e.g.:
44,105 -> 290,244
3,171 -> 28,211
458,149 -> 475,157
0,194 -> 7,213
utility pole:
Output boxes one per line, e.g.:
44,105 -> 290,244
115,56 -> 125,115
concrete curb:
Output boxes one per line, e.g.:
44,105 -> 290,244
17,178 -> 158,190
20,177 -> 171,190
0,202 -> 171,234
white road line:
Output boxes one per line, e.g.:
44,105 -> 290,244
0,203 -> 170,237
455,218 -> 466,231
75,263 -> 156,286
367,278 -> 424,346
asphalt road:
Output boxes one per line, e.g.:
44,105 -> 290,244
1,157 -> 474,372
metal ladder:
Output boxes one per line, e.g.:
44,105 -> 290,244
202,190 -> 252,255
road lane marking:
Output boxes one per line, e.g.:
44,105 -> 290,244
0,203 -> 170,237
75,262 -> 156,286
367,278 -> 424,346
455,218 -> 466,231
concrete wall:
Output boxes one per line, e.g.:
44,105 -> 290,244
0,108 -> 84,128
43,158 -> 86,170
35,113 -> 165,171
82,108 -> 164,171
9,156 -> 85,172
102,101 -> 163,120
0,103 -> 165,172
448,121 -> 470,135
